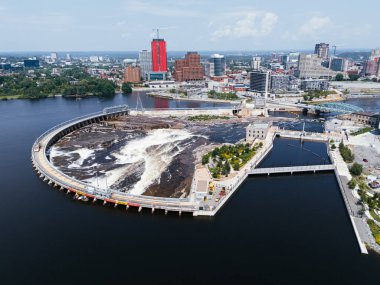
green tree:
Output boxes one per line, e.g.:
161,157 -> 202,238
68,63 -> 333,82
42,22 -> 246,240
350,163 -> 363,176
202,154 -> 210,165
348,179 -> 357,189
336,73 -> 344,81
121,82 -> 132,94
348,74 -> 360,81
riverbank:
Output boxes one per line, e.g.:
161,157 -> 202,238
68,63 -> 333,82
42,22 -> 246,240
147,91 -> 240,104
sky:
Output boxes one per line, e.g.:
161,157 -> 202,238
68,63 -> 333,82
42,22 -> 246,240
0,0 -> 378,52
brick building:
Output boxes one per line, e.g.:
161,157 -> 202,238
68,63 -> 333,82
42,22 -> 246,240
174,52 -> 204,82
124,66 -> 141,83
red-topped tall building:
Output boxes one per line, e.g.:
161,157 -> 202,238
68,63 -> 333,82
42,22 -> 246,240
151,39 -> 167,72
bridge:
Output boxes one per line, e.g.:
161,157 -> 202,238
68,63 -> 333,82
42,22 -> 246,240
249,164 -> 335,175
268,100 -> 364,114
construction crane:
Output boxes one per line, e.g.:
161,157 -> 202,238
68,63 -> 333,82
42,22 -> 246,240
332,44 -> 344,57
152,26 -> 176,40
152,28 -> 160,40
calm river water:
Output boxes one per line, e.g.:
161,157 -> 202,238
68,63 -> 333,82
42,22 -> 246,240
1,93 -> 380,284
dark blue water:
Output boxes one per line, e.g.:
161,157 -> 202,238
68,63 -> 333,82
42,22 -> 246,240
1,94 -> 380,284
259,138 -> 330,168
346,98 -> 380,113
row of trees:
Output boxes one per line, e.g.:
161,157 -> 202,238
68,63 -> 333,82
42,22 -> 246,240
0,67 -> 117,98
335,73 -> 360,81
339,142 -> 354,163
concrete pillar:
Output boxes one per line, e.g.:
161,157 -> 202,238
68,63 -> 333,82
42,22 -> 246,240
138,206 -> 142,213
151,208 -> 155,214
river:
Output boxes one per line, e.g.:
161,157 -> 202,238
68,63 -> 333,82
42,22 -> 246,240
1,93 -> 380,284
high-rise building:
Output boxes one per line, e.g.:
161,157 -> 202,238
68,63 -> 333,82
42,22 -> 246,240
250,71 -> 271,100
297,54 -> 337,79
251,57 -> 261,70
50,52 -> 58,62
330,58 -> 348,72
173,52 -> 204,82
139,50 -> 152,80
206,54 -> 226,77
66,53 -> 71,61
370,48 -> 380,60
363,60 -> 379,76
314,43 -> 330,60
151,39 -> 167,72
270,75 -> 290,92
124,66 -> 141,83
24,59 -> 40,68
286,52 -> 300,70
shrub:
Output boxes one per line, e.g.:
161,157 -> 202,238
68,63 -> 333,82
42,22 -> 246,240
348,179 -> 357,189
350,163 -> 363,176
339,142 -> 354,163
202,154 -> 210,165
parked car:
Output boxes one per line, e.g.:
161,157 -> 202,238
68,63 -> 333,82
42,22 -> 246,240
363,158 -> 368,163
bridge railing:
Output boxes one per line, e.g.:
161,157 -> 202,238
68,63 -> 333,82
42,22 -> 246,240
250,164 -> 335,174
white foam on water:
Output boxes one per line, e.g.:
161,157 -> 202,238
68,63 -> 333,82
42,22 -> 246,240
103,128 -> 194,195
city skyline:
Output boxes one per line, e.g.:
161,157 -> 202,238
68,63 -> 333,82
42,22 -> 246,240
0,0 -> 379,52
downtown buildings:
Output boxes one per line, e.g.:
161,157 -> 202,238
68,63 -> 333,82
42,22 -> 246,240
173,52 -> 204,82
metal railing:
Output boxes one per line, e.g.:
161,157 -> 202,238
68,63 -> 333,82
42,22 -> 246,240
250,164 -> 335,174
31,105 -> 198,209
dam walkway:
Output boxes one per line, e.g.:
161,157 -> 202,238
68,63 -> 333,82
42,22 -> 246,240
249,164 -> 335,175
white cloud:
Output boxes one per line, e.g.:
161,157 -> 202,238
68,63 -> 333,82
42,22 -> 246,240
300,16 -> 331,35
124,0 -> 200,17
211,10 -> 278,41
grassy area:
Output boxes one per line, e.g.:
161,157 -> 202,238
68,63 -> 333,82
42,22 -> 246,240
208,90 -> 239,100
303,90 -> 336,101
367,219 -> 380,245
202,143 -> 262,179
350,127 -> 374,136
0,95 -> 22,100
188,115 -> 230,121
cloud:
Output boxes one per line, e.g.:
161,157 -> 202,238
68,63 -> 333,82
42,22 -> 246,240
300,16 -> 331,35
211,10 -> 278,41
124,0 -> 200,17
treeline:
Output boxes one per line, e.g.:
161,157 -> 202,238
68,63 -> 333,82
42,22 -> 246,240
0,67 -> 116,99
208,90 -> 238,100
303,90 -> 334,101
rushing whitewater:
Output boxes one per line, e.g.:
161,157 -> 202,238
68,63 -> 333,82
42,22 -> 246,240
86,128 -> 194,195
49,116 -> 248,197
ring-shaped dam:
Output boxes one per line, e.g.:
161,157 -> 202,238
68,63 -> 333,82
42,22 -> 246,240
31,105 -> 203,215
